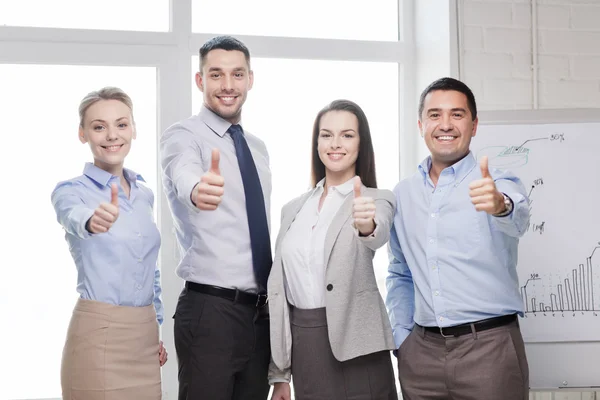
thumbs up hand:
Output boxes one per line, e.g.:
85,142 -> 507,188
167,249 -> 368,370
193,148 -> 225,211
469,156 -> 506,215
352,176 -> 376,236
87,183 -> 120,233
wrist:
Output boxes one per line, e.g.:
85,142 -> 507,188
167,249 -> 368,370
493,193 -> 513,217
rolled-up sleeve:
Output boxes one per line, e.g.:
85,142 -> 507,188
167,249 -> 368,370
493,169 -> 530,238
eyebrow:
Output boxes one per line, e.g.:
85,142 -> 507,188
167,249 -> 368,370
89,117 -> 129,124
207,67 -> 247,72
427,107 -> 467,113
319,128 -> 357,133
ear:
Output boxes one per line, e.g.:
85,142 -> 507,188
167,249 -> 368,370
133,125 -> 137,140
418,119 -> 424,137
471,116 -> 479,137
78,126 -> 87,144
248,69 -> 254,91
195,71 -> 204,92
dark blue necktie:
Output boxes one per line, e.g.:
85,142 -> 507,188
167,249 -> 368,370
228,124 -> 272,293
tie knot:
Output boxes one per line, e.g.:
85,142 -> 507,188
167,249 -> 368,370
228,124 -> 243,137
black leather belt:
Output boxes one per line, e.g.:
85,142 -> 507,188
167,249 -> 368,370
185,282 -> 268,307
420,314 -> 517,337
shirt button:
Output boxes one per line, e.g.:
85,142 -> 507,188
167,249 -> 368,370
431,213 -> 436,218
434,290 -> 440,296
439,316 -> 444,322
137,284 -> 142,290
429,239 -> 434,244
137,258 -> 142,262
137,232 -> 142,237
326,284 -> 333,291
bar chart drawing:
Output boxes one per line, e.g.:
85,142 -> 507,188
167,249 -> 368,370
472,122 -> 600,342
520,245 -> 600,314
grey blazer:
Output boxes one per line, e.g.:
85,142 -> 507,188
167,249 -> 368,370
268,186 -> 397,381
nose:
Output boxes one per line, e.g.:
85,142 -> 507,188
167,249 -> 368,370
106,126 -> 118,141
439,113 -> 454,131
331,135 -> 341,149
221,75 -> 234,92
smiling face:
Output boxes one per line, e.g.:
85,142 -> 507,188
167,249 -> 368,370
196,49 -> 253,124
79,99 -> 135,175
419,89 -> 478,169
317,110 -> 360,185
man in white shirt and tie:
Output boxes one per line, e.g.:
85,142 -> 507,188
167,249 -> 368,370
160,35 -> 276,400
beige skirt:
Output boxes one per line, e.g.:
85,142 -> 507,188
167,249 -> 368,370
61,298 -> 161,400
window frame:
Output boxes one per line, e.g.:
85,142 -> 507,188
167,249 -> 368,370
0,1 -> 415,398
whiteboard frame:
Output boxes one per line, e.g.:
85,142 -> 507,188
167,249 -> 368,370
479,108 -> 600,126
476,108 -> 600,391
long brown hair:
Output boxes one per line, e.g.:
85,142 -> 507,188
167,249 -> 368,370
310,99 -> 377,188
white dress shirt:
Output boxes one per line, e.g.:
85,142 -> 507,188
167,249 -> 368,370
281,177 -> 355,309
160,106 -> 271,292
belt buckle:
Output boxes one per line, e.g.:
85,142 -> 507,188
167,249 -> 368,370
439,326 -> 454,338
256,294 -> 268,308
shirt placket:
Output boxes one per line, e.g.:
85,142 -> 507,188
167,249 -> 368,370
426,172 -> 455,325
127,188 -> 145,307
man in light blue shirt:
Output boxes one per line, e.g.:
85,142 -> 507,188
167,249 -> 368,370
386,77 -> 530,400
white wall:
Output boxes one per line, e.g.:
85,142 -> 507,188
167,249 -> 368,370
456,1 -> 600,399
459,0 -> 600,110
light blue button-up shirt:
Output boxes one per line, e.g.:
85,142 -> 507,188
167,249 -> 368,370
51,163 -> 163,324
386,152 -> 529,347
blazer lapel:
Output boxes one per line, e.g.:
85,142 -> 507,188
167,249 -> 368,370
275,192 -> 312,252
323,194 -> 354,268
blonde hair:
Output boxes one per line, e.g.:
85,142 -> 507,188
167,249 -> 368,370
78,86 -> 135,127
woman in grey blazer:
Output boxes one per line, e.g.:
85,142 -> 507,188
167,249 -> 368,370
269,100 -> 398,400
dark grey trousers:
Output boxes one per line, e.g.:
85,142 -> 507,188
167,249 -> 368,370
290,306 -> 398,400
398,319 -> 529,400
174,287 -> 270,400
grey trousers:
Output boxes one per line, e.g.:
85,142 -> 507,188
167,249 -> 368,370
290,306 -> 398,400
398,319 -> 529,400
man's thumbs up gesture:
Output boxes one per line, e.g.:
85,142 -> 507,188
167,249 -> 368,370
87,183 -> 120,233
193,148 -> 225,211
352,176 -> 376,236
469,156 -> 507,215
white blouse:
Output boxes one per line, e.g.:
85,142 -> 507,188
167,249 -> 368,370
281,177 -> 355,309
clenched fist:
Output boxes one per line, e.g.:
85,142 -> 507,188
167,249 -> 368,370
193,148 -> 225,211
352,176 -> 376,236
87,183 -> 119,233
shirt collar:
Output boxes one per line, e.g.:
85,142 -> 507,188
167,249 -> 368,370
315,176 -> 355,196
199,104 -> 245,138
418,151 -> 476,183
83,162 -> 144,187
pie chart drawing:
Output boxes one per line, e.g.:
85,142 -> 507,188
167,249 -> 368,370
476,145 -> 529,169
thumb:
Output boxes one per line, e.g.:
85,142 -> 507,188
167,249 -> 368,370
353,176 -> 362,198
110,183 -> 119,206
480,156 -> 491,178
210,148 -> 220,175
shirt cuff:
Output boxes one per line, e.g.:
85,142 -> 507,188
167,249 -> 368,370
269,378 -> 291,384
353,219 -> 378,241
74,207 -> 95,239
175,173 -> 201,212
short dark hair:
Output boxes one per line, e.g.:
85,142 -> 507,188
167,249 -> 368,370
418,77 -> 477,121
310,100 -> 378,189
199,35 -> 251,72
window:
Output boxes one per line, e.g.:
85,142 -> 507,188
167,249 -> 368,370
0,0 -> 169,31
191,56 -> 399,288
192,0 -> 399,41
0,64 -> 157,400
